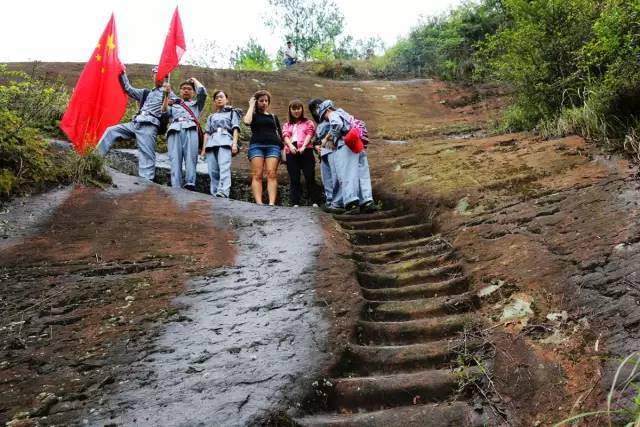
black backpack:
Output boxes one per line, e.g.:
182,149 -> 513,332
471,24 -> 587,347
139,89 -> 170,135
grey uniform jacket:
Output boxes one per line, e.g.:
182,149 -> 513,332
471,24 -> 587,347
328,108 -> 353,144
166,87 -> 207,133
316,122 -> 334,157
120,73 -> 174,127
204,108 -> 241,148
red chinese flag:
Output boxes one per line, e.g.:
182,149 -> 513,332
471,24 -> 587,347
59,14 -> 127,153
156,6 -> 186,83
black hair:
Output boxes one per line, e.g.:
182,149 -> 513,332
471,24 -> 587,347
179,80 -> 195,90
213,90 -> 228,99
287,99 -> 305,123
308,98 -> 323,123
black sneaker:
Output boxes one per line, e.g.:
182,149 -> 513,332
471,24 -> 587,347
360,200 -> 380,214
322,204 -> 345,214
343,202 -> 360,215
184,184 -> 196,191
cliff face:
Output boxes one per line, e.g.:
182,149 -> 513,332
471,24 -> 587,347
3,61 -> 639,425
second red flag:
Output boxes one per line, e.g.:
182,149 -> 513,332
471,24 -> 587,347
156,6 -> 186,83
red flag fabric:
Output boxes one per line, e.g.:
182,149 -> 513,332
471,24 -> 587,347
59,14 -> 127,153
156,7 -> 186,82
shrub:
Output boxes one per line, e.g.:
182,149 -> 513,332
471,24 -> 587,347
0,64 -> 69,136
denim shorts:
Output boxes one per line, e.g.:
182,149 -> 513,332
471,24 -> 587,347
248,144 -> 281,160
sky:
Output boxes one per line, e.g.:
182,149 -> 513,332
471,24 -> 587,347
0,0 -> 462,65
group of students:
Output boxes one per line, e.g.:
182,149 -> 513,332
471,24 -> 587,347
96,65 -> 376,214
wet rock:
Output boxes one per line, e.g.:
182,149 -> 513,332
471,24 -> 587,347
86,177 -> 329,426
31,392 -> 59,417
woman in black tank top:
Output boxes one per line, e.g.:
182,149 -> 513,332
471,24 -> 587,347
243,90 -> 283,205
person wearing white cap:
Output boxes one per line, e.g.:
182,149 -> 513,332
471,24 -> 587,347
317,100 -> 376,214
96,66 -> 175,180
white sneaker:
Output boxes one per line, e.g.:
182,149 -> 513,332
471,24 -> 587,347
312,203 -> 319,207
293,204 -> 299,207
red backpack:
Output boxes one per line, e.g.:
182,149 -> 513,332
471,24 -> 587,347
344,117 -> 369,153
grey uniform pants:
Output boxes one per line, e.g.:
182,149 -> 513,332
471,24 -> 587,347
357,150 -> 373,204
97,122 -> 158,180
206,146 -> 232,197
320,151 -> 342,208
333,143 -> 361,207
167,129 -> 199,188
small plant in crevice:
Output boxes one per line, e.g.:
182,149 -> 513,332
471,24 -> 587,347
310,378 -> 334,408
554,351 -> 640,427
454,324 -> 510,425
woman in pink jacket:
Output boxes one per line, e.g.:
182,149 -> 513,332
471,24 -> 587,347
282,99 -> 319,206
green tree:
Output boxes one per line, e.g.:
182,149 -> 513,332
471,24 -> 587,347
230,39 -> 274,71
266,0 -> 344,60
376,0 -> 507,79
478,0 -> 601,128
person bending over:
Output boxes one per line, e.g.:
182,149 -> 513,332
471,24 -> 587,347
317,100 -> 377,214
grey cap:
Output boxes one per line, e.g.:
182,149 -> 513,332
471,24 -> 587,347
317,100 -> 335,121
152,66 -> 159,73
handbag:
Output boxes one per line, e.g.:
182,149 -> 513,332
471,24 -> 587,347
270,114 -> 286,163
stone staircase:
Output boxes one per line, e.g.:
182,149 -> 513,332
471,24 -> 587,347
296,207 -> 489,426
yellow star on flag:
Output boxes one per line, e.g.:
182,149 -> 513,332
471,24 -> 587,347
95,54 -> 102,62
106,34 -> 116,51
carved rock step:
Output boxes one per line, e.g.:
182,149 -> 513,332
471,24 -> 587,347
330,368 -> 474,411
338,214 -> 422,230
353,241 -> 451,264
357,263 -> 463,289
333,208 -> 405,222
354,236 -> 446,254
294,401 -> 475,427
358,250 -> 456,274
361,276 -> 469,301
346,223 -> 433,245
364,292 -> 478,321
357,314 -> 470,346
345,338 -> 483,375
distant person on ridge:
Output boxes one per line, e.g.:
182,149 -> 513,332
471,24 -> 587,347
96,66 -> 174,180
161,77 -> 207,190
201,90 -> 240,198
317,100 -> 377,214
283,41 -> 297,68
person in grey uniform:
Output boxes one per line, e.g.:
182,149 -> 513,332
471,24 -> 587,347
201,90 -> 240,197
96,66 -> 174,180
317,100 -> 376,214
315,121 -> 343,213
161,78 -> 207,190
309,98 -> 342,213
